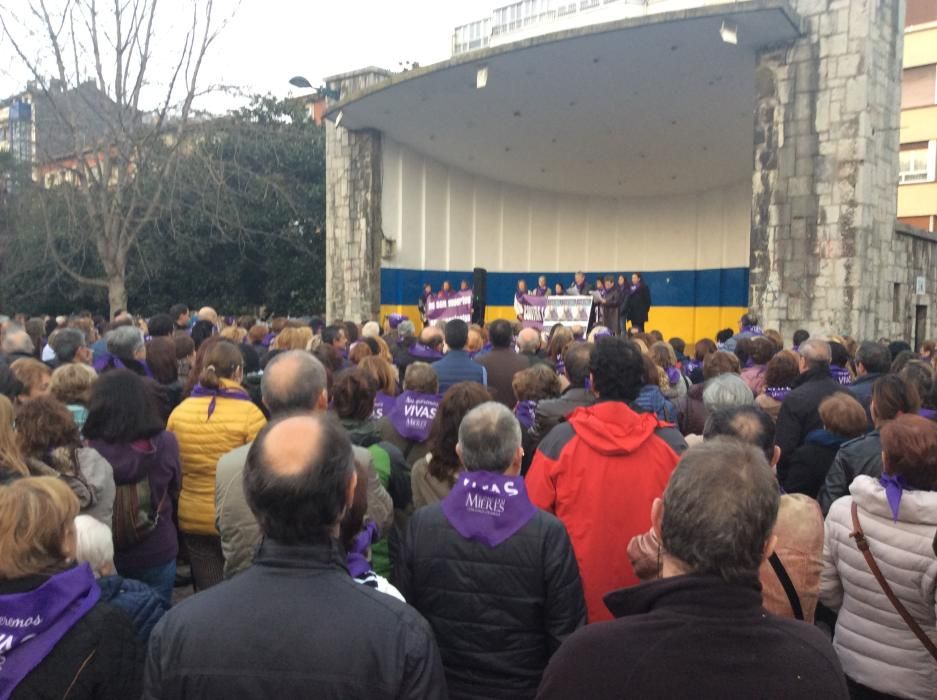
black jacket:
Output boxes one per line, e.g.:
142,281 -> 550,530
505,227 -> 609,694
2,575 -> 142,700
781,429 -> 848,499
848,372 -> 881,423
626,283 -> 651,325
775,368 -> 848,477
536,575 -> 848,700
395,503 -> 585,700
530,387 -> 596,444
817,430 -> 882,515
145,539 -> 446,699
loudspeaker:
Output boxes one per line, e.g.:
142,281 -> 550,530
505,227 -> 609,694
472,267 -> 487,325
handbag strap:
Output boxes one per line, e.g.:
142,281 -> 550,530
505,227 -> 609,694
768,552 -> 803,621
850,501 -> 937,662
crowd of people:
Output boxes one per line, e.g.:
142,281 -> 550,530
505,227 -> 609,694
0,303 -> 935,699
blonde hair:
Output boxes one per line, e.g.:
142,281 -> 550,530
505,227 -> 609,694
220,326 -> 248,343
372,336 -> 393,364
273,326 -> 313,351
0,477 -> 78,578
50,363 -> 98,406
0,395 -> 28,475
650,341 -> 678,370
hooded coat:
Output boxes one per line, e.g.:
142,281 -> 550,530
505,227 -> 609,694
526,402 -> 686,622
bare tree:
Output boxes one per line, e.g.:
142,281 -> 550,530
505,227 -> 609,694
0,0 -> 222,315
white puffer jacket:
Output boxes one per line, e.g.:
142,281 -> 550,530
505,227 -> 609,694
820,476 -> 937,699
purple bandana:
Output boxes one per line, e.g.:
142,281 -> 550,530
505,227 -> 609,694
741,325 -> 764,336
440,472 -> 537,548
665,367 -> 681,385
515,291 -> 527,305
765,386 -> 792,401
592,328 -> 612,340
880,473 -> 909,522
346,521 -> 378,579
514,400 -> 537,430
919,407 -> 937,421
388,391 -> 442,442
686,359 -> 702,376
0,564 -> 100,700
371,392 -> 397,420
554,356 -> 566,377
629,283 -> 639,295
190,383 -> 252,418
387,314 -> 407,329
533,286 -> 548,297
830,365 -> 853,386
409,343 -> 443,361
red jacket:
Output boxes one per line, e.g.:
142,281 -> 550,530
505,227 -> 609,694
526,401 -> 686,622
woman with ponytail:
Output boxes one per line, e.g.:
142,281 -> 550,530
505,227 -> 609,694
168,340 -> 266,590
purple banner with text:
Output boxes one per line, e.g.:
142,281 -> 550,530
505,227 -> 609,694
426,290 -> 473,325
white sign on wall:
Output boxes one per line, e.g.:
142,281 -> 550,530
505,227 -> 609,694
916,276 -> 927,295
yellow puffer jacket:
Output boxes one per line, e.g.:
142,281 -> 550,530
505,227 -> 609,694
168,379 -> 266,535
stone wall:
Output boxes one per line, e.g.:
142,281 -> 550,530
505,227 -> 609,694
750,0 -> 905,340
324,69 -> 391,322
892,224 -> 937,346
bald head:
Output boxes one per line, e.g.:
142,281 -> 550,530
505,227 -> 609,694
244,413 -> 355,544
1,327 -> 34,356
261,350 -> 328,416
799,339 -> 831,371
517,327 -> 541,354
419,325 -> 444,349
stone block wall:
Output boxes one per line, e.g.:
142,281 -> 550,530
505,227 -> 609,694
891,225 -> 937,346
324,68 -> 391,322
750,0 -> 905,340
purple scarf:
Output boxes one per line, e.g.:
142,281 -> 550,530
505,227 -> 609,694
533,286 -> 548,297
0,564 -> 100,700
514,400 -> 537,430
764,386 -> 792,401
190,383 -> 252,418
629,283 -> 639,295
686,359 -> 702,376
515,290 -> 527,305
880,473 -> 909,522
665,367 -> 681,386
409,343 -> 443,361
387,314 -> 407,329
371,392 -> 397,420
345,521 -> 378,579
592,328 -> 612,340
388,391 -> 442,442
919,407 -> 937,421
830,364 -> 853,386
741,325 -> 764,336
440,472 -> 537,548
261,331 -> 276,348
92,353 -> 154,379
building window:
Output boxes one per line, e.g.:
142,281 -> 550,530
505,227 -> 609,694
906,0 -> 937,28
901,64 -> 937,109
900,142 -> 933,183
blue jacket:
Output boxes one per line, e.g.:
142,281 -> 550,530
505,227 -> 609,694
97,574 -> 169,643
631,385 -> 677,423
432,350 -> 487,393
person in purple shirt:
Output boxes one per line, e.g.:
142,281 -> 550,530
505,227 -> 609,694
533,275 -> 550,297
82,369 -> 181,603
438,280 -> 454,299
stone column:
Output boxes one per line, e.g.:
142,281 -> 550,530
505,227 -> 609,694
325,68 -> 392,323
750,0 -> 904,339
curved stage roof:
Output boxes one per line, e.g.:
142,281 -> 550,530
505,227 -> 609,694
326,0 -> 800,198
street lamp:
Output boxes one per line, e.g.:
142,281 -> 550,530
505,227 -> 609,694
288,75 -> 340,100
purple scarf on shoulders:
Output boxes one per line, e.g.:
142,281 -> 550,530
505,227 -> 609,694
880,473 -> 910,522
440,472 -> 537,548
387,392 -> 442,442
919,407 -> 937,421
764,386 -> 792,401
740,325 -> 764,336
190,383 -> 252,419
409,343 -> 443,361
0,564 -> 100,700
665,367 -> 681,386
370,392 -> 397,420
830,364 -> 853,386
514,400 -> 537,430
345,521 -> 378,579
92,353 -> 154,379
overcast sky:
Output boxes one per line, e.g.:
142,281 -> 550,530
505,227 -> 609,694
0,0 -> 497,113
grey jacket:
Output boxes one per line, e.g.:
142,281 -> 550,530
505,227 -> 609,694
817,431 -> 882,515
530,387 -> 596,443
215,444 -> 393,579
